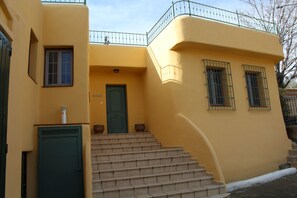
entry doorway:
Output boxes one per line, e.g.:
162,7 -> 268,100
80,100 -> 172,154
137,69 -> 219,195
106,85 -> 128,134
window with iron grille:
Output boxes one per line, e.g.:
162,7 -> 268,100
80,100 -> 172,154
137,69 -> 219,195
203,59 -> 235,110
44,49 -> 73,87
243,65 -> 270,110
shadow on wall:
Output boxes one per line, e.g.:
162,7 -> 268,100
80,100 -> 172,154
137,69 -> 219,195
146,45 -> 223,182
147,47 -> 183,85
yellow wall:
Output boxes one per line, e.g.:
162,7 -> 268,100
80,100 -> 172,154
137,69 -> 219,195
89,45 -> 147,133
0,0 -> 43,197
90,45 -> 147,68
144,16 -> 291,183
1,1 -> 91,197
0,1 -> 292,197
82,124 -> 92,198
90,68 -> 146,133
169,16 -> 283,63
39,4 -> 90,124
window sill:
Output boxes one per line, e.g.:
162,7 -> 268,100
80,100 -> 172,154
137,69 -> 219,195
42,85 -> 73,88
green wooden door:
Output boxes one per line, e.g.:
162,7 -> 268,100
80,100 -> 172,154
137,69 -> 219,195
106,85 -> 128,134
0,31 -> 11,198
38,126 -> 84,198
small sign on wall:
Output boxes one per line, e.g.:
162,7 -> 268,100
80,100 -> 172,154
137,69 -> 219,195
92,94 -> 103,98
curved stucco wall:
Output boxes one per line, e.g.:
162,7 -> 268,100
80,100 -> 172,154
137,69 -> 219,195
145,16 -> 290,183
166,16 -> 283,62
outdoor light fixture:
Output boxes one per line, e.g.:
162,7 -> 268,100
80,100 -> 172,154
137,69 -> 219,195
113,69 -> 120,73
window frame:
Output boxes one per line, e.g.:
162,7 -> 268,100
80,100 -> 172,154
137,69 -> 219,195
243,65 -> 270,110
203,59 -> 235,110
0,30 -> 11,198
44,48 -> 73,87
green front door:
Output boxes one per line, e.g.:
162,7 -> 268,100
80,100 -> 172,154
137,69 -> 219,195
38,126 -> 84,198
106,85 -> 128,134
0,31 -> 11,198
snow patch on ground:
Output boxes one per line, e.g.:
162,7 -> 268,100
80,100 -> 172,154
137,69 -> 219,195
226,167 -> 297,192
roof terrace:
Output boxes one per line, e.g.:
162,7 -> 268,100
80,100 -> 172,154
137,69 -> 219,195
41,0 -> 277,46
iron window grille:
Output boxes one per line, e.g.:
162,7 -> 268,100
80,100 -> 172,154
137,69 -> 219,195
44,49 -> 73,87
243,65 -> 270,110
203,59 -> 235,110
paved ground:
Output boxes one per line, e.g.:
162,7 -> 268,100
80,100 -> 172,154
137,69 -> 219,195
230,173 -> 297,198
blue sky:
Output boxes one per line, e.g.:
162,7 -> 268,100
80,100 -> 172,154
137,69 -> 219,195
87,0 -> 246,33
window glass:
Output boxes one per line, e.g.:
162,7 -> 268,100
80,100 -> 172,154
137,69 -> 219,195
45,49 -> 73,87
203,59 -> 235,110
243,65 -> 270,110
207,68 -> 224,105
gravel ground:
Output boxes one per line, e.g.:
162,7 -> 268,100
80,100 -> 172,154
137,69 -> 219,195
230,173 -> 297,198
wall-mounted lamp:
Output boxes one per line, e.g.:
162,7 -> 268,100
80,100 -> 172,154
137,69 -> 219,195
113,69 -> 120,73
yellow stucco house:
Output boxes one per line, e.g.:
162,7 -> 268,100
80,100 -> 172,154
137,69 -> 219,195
0,0 -> 292,197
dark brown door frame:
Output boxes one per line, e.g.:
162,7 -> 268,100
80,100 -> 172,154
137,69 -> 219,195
0,30 -> 12,198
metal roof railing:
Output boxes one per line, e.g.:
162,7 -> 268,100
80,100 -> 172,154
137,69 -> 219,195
41,0 -> 86,5
147,0 -> 276,44
89,30 -> 147,46
41,0 -> 277,46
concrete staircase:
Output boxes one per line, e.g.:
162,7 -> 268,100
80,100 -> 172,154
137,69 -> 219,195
288,142 -> 297,168
91,132 -> 230,198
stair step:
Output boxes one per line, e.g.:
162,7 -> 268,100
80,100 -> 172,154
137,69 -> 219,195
133,192 -> 230,198
292,142 -> 297,149
91,143 -> 162,154
203,193 -> 230,198
289,149 -> 297,156
92,139 -> 159,149
99,176 -> 213,191
287,156 -> 297,162
290,162 -> 297,168
92,132 -> 153,140
91,132 -> 228,198
92,154 -> 193,171
93,183 -> 225,198
92,136 -> 157,144
92,147 -> 184,162
93,161 -> 201,179
93,168 -> 207,190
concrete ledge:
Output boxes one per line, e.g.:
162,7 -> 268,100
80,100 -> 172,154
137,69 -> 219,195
226,168 -> 297,192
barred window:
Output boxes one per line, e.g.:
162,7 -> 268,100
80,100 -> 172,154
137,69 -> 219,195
243,65 -> 270,110
203,59 -> 235,110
